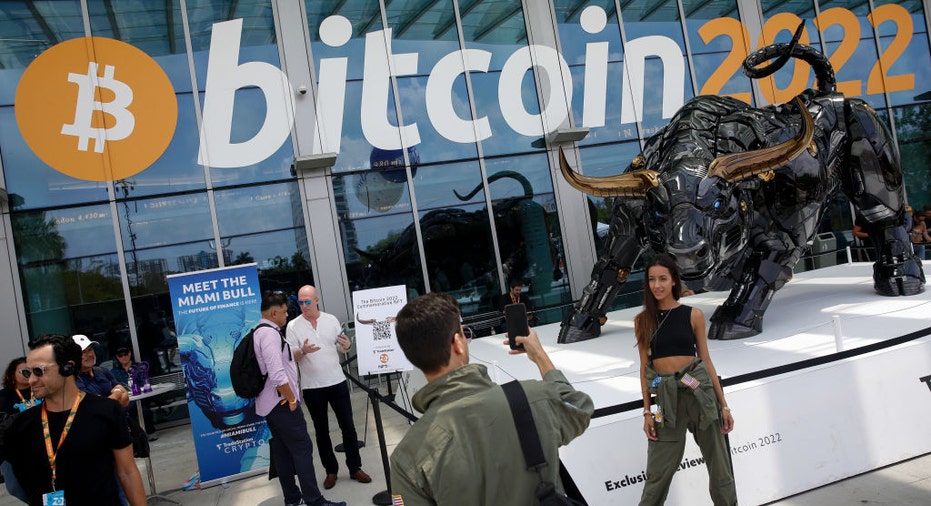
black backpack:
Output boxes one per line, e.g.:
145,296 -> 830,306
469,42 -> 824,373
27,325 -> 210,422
230,323 -> 289,398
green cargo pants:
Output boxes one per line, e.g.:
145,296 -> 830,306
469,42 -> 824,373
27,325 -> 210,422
639,385 -> 737,506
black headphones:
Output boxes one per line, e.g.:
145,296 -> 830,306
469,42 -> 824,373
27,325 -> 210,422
59,361 -> 75,377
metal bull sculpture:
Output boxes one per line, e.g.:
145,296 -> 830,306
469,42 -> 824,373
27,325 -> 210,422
558,26 -> 925,343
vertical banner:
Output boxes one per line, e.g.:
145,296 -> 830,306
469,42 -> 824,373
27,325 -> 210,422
352,285 -> 413,375
167,264 -> 269,485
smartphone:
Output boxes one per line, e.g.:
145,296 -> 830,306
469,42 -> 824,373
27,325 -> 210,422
504,303 -> 529,350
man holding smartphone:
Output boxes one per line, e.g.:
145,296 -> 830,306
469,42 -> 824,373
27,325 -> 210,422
391,293 -> 593,505
286,284 -> 372,490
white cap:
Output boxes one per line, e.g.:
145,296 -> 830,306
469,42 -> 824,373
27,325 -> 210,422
72,334 -> 99,351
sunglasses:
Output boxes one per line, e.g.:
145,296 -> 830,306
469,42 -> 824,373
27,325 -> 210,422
116,351 -> 131,357
460,326 -> 475,342
20,363 -> 59,379
297,300 -> 316,306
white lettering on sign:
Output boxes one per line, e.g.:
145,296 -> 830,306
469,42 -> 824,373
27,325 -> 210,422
197,18 -> 294,168
193,4 -> 916,169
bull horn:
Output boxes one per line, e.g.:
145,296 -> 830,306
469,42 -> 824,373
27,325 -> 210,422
558,148 -> 659,198
707,97 -> 814,182
356,313 -> 376,325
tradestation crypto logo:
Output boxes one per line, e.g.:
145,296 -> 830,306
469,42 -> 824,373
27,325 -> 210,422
15,37 -> 177,182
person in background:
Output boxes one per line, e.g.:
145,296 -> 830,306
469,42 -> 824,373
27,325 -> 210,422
0,357 -> 35,503
499,277 -> 538,332
285,285 -> 371,490
253,290 -> 346,506
111,347 -> 158,441
390,293 -> 593,504
636,254 -> 736,506
72,335 -> 130,408
910,210 -> 930,260
0,334 -> 146,505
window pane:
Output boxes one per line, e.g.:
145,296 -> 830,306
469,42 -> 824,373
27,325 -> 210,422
462,0 -> 538,158
485,153 -> 570,322
87,0 -> 185,57
683,0 -> 753,104
0,107 -> 110,210
215,182 -> 304,237
895,103 -> 931,213
412,161 -> 500,315
553,1 -> 639,143
117,192 -> 214,250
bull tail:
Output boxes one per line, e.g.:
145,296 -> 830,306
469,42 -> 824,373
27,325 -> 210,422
743,22 -> 836,93
454,170 -> 534,201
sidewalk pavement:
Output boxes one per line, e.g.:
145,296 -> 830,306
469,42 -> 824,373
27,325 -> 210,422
0,383 -> 928,505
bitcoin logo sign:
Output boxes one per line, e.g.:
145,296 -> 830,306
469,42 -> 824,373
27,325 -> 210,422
16,37 -> 177,182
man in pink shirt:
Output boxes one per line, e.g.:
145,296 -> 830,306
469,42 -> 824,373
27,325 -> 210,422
253,291 -> 345,506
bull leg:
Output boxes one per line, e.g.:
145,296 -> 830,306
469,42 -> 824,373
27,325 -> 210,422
558,202 -> 645,344
708,249 -> 802,340
862,217 -> 925,295
841,98 -> 924,296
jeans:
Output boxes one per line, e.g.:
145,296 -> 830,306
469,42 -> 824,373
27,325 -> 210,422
303,381 -> 362,474
265,403 -> 324,505
1,460 -> 28,503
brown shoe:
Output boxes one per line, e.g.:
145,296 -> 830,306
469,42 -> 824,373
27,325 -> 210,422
350,469 -> 372,483
323,473 -> 337,489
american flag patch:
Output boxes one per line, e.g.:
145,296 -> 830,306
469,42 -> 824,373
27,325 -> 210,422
392,495 -> 405,506
680,373 -> 700,390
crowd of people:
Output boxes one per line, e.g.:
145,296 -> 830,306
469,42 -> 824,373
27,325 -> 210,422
0,259 -> 744,505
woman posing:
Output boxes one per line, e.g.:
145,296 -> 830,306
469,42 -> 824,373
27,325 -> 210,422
636,254 -> 737,505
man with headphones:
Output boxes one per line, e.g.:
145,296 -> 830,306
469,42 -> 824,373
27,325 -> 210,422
0,334 -> 146,505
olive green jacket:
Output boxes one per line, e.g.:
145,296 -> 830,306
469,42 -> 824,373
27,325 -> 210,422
390,363 -> 593,506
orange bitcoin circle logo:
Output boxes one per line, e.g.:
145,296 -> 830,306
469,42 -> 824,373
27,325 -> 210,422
15,37 -> 177,182
379,354 -> 389,364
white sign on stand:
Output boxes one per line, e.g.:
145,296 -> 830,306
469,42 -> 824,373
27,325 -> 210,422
352,285 -> 413,375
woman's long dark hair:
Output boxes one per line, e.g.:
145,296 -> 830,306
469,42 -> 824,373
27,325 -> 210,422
634,254 -> 682,351
2,357 -> 26,390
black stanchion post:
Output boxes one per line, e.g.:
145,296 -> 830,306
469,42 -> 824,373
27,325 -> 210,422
340,354 -> 418,505
370,389 -> 393,506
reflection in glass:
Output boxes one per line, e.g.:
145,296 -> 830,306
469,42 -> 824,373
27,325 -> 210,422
484,154 -> 570,323
895,103 -> 931,211
418,202 -> 498,314
223,229 -> 314,294
340,211 -> 425,298
185,0 -> 276,52
87,0 -> 186,56
117,192 -> 214,251
215,182 -> 305,237
0,0 -> 83,72
413,162 -> 499,314
0,107 -> 109,210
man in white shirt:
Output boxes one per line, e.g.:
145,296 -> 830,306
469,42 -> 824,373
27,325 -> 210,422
286,285 -> 372,490
254,291 -> 345,506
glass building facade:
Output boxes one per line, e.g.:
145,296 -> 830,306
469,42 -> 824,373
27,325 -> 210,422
1,1 -> 930,413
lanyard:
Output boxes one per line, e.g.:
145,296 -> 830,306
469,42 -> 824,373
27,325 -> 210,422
41,391 -> 85,491
15,388 -> 38,407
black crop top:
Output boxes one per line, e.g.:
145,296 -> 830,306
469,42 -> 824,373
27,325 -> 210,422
649,305 -> 697,359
